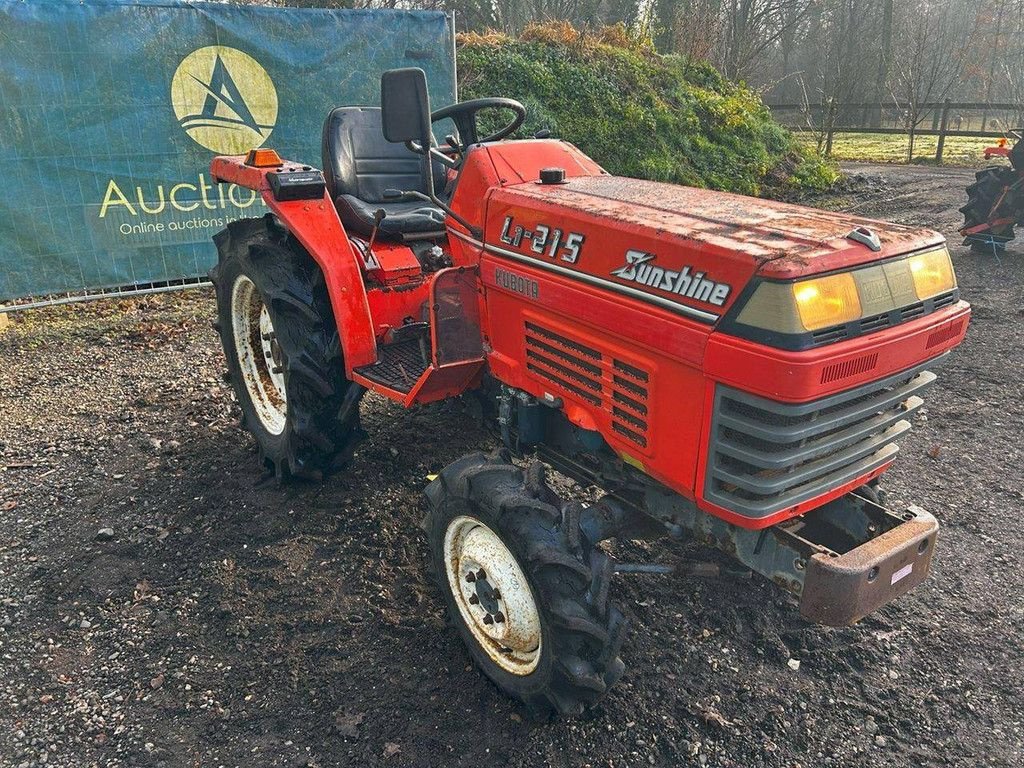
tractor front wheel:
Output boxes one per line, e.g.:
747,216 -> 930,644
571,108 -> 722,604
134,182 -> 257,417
210,219 -> 363,480
422,452 -> 628,717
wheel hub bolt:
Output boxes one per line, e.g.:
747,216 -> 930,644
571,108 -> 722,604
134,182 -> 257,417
477,569 -> 487,580
493,611 -> 505,624
469,594 -> 479,605
483,614 -> 494,625
465,572 -> 476,583
492,589 -> 501,600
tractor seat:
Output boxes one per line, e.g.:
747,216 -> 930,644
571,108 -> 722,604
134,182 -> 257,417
321,106 -> 447,240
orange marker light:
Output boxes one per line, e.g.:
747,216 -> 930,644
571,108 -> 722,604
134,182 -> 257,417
245,148 -> 283,168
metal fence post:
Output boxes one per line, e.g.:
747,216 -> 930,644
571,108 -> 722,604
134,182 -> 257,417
935,98 -> 951,164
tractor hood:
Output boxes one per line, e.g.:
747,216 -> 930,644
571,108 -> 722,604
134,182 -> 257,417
484,174 -> 944,322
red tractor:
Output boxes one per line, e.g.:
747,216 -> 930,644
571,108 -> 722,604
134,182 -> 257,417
961,129 -> 1024,252
209,69 -> 970,716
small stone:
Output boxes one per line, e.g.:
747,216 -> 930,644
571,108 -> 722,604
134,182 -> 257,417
95,528 -> 115,542
865,716 -> 878,734
388,447 -> 399,457
79,619 -> 92,629
874,735 -> 888,748
787,658 -> 801,671
383,742 -> 401,757
149,674 -> 164,690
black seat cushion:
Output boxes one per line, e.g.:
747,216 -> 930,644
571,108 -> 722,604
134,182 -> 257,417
334,196 -> 446,239
321,106 -> 446,239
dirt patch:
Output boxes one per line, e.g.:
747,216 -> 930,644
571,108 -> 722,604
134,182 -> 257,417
1,163 -> 1022,767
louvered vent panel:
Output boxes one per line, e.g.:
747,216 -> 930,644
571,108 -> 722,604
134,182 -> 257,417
820,352 -> 879,384
524,321 -> 651,449
925,319 -> 965,349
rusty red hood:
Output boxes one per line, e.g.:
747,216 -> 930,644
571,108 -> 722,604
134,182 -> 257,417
513,175 -> 944,279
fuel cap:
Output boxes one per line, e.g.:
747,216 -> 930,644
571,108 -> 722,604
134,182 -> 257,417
539,167 -> 566,185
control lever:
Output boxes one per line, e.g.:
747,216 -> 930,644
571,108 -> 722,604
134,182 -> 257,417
368,208 -> 386,251
444,134 -> 462,152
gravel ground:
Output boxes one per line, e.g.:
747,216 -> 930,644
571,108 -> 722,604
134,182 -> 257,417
1,162 -> 1022,768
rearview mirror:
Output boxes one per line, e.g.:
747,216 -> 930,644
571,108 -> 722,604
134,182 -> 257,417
380,68 -> 432,145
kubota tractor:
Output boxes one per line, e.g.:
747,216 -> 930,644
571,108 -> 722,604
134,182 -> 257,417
209,68 -> 970,716
961,129 -> 1024,252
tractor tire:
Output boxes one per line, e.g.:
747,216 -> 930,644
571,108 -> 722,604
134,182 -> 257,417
422,451 -> 627,717
961,167 -> 1016,252
210,217 -> 363,480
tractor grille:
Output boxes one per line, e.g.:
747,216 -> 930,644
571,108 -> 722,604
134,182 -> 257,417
524,321 -> 651,449
705,360 -> 940,519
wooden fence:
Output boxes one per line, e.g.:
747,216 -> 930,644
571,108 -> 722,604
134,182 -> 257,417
766,100 -> 1023,162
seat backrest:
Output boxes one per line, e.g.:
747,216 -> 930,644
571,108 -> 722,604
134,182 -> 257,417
321,106 -> 442,203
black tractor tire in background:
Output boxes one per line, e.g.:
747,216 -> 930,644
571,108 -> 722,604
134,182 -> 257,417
961,167 -> 1016,253
422,451 -> 628,717
210,216 -> 363,480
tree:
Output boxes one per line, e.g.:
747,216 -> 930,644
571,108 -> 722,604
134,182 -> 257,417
890,0 -> 981,161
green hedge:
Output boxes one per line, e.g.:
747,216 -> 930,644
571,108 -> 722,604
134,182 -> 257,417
457,33 -> 837,196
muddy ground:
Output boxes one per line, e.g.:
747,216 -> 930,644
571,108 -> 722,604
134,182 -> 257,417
1,163 -> 1022,768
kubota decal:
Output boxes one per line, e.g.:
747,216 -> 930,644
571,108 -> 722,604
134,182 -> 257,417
494,267 -> 539,299
611,250 -> 731,307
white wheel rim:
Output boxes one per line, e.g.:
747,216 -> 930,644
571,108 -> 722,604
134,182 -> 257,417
230,275 -> 287,435
443,515 -> 542,676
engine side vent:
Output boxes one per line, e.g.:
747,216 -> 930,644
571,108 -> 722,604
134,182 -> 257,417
821,352 -> 879,384
525,321 -> 651,449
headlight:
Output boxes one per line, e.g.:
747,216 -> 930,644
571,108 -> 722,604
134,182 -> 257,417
908,248 -> 955,299
733,246 -> 956,336
793,273 -> 862,331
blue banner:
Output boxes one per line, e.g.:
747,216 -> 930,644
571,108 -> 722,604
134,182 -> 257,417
0,1 -> 456,301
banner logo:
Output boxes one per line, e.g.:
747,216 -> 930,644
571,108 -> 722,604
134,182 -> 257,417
171,46 -> 278,154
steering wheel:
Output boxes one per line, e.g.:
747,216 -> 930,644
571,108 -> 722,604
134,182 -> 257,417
407,97 -> 526,165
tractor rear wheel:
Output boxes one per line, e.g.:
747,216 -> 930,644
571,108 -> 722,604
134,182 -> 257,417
422,452 -> 627,717
210,219 -> 363,480
961,167 -> 1016,252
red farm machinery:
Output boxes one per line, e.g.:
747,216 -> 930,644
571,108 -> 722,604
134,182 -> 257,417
961,129 -> 1024,253
209,68 -> 970,715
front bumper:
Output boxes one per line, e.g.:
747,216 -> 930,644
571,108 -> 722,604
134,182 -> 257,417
672,487 -> 939,626
790,504 -> 937,625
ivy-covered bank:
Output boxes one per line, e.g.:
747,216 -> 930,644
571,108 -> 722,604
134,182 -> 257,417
457,24 -> 837,196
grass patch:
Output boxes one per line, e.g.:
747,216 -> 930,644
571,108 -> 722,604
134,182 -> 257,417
794,131 -> 997,167
457,24 -> 837,196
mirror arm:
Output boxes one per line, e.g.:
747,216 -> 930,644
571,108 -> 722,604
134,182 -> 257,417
429,147 -> 459,169
399,181 -> 482,240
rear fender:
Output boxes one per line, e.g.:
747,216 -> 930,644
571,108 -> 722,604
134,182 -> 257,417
211,155 -> 377,373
